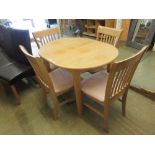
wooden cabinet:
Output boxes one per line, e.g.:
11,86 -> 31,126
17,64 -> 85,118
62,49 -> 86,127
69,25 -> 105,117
82,19 -> 115,37
120,19 -> 131,41
74,19 -> 131,41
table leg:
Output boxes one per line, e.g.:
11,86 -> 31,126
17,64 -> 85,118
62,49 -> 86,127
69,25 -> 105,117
72,71 -> 82,115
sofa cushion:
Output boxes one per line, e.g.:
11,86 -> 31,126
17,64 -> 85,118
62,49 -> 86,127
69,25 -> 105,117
0,25 -> 14,58
0,60 -> 34,84
0,25 -> 32,65
0,47 -> 14,67
11,28 -> 32,65
0,25 -> 34,84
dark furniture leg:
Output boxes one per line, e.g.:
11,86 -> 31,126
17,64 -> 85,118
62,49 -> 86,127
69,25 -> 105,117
10,85 -> 21,105
122,90 -> 128,117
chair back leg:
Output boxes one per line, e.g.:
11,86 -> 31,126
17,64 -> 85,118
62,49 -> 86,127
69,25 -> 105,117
122,90 -> 128,117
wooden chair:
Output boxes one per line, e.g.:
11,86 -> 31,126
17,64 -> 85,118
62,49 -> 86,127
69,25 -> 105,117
32,27 -> 61,48
90,26 -> 122,73
81,45 -> 148,132
19,45 -> 74,119
97,26 -> 122,47
32,27 -> 61,71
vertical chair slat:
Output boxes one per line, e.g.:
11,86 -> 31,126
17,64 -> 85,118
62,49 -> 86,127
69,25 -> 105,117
97,26 -> 122,47
32,27 -> 61,48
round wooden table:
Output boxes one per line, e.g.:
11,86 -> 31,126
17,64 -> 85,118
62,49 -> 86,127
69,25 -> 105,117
39,37 -> 118,115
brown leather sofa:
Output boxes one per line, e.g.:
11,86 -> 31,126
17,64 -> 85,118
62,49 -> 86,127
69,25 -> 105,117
0,25 -> 34,104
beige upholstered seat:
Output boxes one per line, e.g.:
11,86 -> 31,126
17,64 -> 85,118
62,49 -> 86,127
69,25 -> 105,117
81,45 -> 149,132
82,70 -> 108,102
49,68 -> 73,94
19,45 -> 74,119
32,27 -> 61,71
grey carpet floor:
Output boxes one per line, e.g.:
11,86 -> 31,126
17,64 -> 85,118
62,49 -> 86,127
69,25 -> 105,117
0,80 -> 155,135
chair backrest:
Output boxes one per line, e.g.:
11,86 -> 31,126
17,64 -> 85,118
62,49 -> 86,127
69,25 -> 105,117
32,27 -> 61,48
96,26 -> 122,46
105,45 -> 148,103
19,45 -> 55,92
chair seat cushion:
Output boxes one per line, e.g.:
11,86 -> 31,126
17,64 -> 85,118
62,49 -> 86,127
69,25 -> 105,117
81,70 -> 109,102
49,68 -> 73,94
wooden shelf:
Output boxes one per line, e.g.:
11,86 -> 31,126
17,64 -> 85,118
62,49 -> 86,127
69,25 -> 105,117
87,25 -> 96,29
83,32 -> 96,37
82,19 -> 115,37
85,25 -> 96,28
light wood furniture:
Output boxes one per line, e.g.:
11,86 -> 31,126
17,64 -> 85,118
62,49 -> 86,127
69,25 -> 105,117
58,19 -> 68,36
32,27 -> 61,70
81,45 -> 148,132
120,19 -> 131,41
83,19 -> 115,37
39,38 -> 118,115
91,26 -> 122,73
19,45 -> 74,119
97,26 -> 123,47
32,27 -> 61,48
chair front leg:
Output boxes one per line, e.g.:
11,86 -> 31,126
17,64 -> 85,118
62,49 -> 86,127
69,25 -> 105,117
103,103 -> 109,133
10,84 -> 21,105
122,90 -> 128,117
53,98 -> 59,120
50,92 -> 59,120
